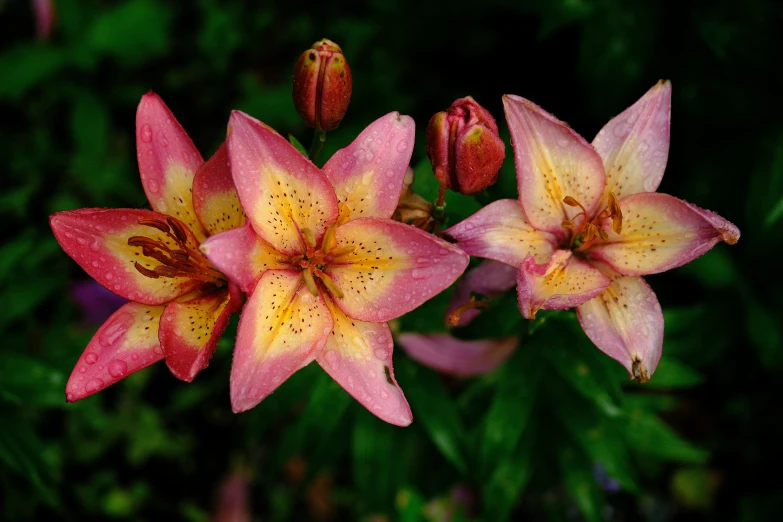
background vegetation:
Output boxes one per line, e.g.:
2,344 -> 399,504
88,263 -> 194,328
1,0 -> 781,520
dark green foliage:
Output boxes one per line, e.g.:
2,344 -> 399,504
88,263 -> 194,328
0,0 -> 780,520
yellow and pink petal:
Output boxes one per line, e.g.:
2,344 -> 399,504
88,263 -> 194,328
444,199 -> 556,268
321,112 -> 415,223
516,250 -> 610,320
227,111 -> 339,256
576,275 -> 663,382
192,142 -> 246,235
325,218 -> 469,323
159,284 -> 243,382
136,92 -> 207,242
65,302 -> 165,402
230,269 -> 333,413
502,95 -> 606,238
587,192 -> 740,277
397,333 -> 518,378
50,208 -> 203,305
200,224 -> 290,294
317,295 -> 412,426
593,81 -> 672,202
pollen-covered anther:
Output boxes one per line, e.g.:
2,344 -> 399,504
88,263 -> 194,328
129,218 -> 226,286
632,357 -> 650,383
448,295 -> 491,326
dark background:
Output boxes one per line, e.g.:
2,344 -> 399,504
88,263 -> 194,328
1,0 -> 781,520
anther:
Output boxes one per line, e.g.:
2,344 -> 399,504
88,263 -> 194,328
447,296 -> 490,326
166,217 -> 189,244
303,268 -> 319,296
134,262 -> 160,278
138,218 -> 170,233
314,269 -> 344,299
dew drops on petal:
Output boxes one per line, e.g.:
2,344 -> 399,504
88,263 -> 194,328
84,352 -> 98,364
85,378 -> 104,393
140,124 -> 153,143
108,359 -> 128,378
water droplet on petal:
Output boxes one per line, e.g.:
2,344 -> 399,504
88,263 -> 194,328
84,352 -> 98,364
85,378 -> 104,393
148,179 -> 160,193
108,360 -> 128,378
140,124 -> 153,143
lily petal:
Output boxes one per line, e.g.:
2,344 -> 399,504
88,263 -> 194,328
325,218 -> 469,323
588,193 -> 741,276
397,333 -> 518,378
159,284 -> 242,382
446,260 -> 517,327
322,112 -> 415,223
576,275 -> 663,382
503,95 -> 606,237
200,224 -> 290,294
517,250 -> 611,319
231,269 -> 333,412
444,199 -> 556,268
227,111 -> 339,256
50,209 -> 203,305
317,295 -> 412,426
593,81 -> 672,201
65,302 -> 165,402
192,142 -> 247,235
136,92 -> 207,242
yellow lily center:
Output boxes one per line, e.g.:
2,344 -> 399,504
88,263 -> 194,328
128,217 -> 226,287
290,224 -> 352,299
561,192 -> 623,252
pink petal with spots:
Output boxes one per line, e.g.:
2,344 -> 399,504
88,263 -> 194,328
588,192 -> 740,276
193,142 -> 247,235
444,199 -> 556,268
577,275 -> 663,382
136,92 -> 207,241
503,95 -> 606,238
446,260 -> 517,327
159,284 -> 242,382
317,295 -> 412,426
200,224 -> 290,294
322,112 -> 415,223
65,302 -> 165,402
325,218 -> 469,323
231,269 -> 333,413
593,81 -> 672,202
516,250 -> 610,319
397,333 -> 518,377
50,208 -> 203,305
227,111 -> 339,256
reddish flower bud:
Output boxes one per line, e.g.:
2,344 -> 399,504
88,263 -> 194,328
426,96 -> 506,195
292,38 -> 352,132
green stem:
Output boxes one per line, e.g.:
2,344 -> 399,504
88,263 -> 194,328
309,129 -> 327,163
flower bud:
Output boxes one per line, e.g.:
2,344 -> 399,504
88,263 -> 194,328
426,96 -> 505,195
292,38 -> 352,132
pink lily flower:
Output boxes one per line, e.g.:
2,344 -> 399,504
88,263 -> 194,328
397,333 -> 518,378
445,81 -> 739,382
200,111 -> 469,425
50,92 -> 245,401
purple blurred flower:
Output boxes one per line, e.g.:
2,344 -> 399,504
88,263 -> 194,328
70,280 -> 127,326
593,464 -> 620,493
32,0 -> 54,40
212,472 -> 251,522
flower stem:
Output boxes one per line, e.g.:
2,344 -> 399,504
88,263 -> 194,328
309,129 -> 327,163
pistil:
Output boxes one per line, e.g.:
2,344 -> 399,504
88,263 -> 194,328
562,193 -> 623,252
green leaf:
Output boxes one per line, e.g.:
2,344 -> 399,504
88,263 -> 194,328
541,326 -> 623,418
559,446 -> 606,522
649,358 -> 704,388
0,352 -> 67,407
479,346 -> 541,477
87,0 -> 172,65
483,428 -> 535,522
396,357 -> 467,474
288,134 -> 309,157
624,406 -> 708,464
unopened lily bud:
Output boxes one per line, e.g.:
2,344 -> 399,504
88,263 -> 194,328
292,38 -> 352,132
426,96 -> 505,195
